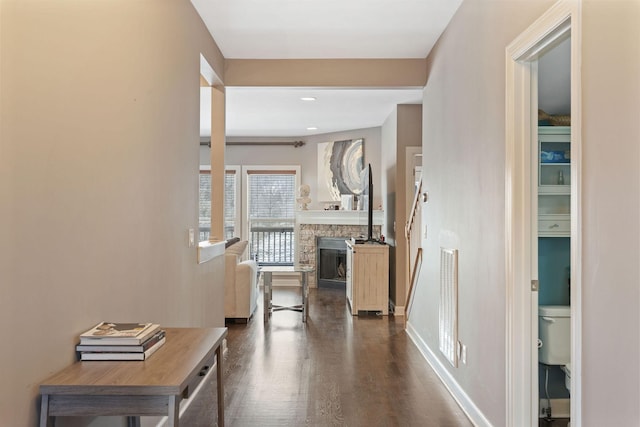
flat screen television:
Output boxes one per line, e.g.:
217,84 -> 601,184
362,163 -> 374,242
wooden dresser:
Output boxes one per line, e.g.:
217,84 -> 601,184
346,241 -> 389,315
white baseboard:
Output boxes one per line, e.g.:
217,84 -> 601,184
539,398 -> 570,419
405,321 -> 493,427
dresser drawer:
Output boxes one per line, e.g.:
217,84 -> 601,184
538,215 -> 570,236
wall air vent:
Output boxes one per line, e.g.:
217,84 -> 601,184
439,247 -> 459,368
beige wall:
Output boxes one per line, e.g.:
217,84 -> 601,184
394,105 -> 422,309
413,0 -> 640,425
225,58 -> 427,87
0,1 -> 225,425
381,105 -> 422,311
381,108 -> 398,241
581,0 -> 640,423
224,127 -> 383,211
413,0 -> 557,425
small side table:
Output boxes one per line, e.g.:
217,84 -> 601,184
260,265 -> 314,323
39,327 -> 227,427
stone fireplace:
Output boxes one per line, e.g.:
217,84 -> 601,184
296,210 -> 382,288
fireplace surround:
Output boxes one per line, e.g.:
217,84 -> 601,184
296,210 -> 383,288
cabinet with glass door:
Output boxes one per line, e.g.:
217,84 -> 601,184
538,126 -> 571,237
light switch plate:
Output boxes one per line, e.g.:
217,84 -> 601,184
188,228 -> 195,247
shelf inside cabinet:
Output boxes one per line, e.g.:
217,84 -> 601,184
539,194 -> 570,215
539,185 -> 570,195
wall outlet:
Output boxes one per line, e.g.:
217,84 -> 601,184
459,342 -> 467,364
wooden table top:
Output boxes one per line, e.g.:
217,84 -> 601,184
40,327 -> 227,396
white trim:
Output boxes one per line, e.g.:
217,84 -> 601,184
569,9 -> 583,426
226,165 -> 242,239
505,1 -> 582,426
199,53 -> 222,86
197,240 -> 225,264
296,209 -> 384,225
241,165 -> 301,262
405,322 -> 492,427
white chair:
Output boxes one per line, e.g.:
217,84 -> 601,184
224,240 -> 258,322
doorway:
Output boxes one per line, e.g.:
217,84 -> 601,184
505,2 -> 582,426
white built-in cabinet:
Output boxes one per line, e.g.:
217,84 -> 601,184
538,126 -> 571,237
346,241 -> 389,315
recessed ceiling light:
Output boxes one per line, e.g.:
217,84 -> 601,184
300,97 -> 316,101
306,127 -> 318,131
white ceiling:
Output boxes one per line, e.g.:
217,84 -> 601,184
192,0 -> 463,137
201,87 -> 424,137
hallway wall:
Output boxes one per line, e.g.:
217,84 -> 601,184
580,0 -> 640,423
0,1 -> 225,425
411,0 -> 640,426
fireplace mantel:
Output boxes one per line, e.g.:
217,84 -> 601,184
296,212 -> 383,287
296,210 -> 383,225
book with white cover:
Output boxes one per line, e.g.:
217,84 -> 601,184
79,322 -> 161,345
79,337 -> 166,361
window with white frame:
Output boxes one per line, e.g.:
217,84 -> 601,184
224,167 -> 241,240
198,167 -> 211,242
243,166 -> 300,265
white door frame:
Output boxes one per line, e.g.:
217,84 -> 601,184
505,1 -> 582,426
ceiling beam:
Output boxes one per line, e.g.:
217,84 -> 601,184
223,58 -> 427,88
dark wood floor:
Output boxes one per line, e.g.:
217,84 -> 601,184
182,286 -> 473,426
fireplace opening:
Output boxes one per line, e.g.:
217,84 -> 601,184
316,237 -> 347,289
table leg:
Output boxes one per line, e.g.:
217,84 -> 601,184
126,416 -> 141,427
301,271 -> 308,322
39,394 -> 52,427
269,274 -> 273,311
263,271 -> 272,322
167,395 -> 179,426
216,345 -> 225,427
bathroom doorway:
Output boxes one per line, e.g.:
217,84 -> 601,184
505,2 -> 582,426
536,37 -> 572,424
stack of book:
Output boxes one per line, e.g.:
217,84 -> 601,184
76,322 -> 165,361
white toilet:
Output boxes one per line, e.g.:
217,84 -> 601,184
538,305 -> 571,388
562,363 -> 571,392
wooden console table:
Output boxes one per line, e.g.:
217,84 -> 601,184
39,327 -> 227,427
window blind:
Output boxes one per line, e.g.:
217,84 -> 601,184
224,171 -> 236,239
248,174 -> 295,221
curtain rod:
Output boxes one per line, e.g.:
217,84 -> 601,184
200,139 -> 305,148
